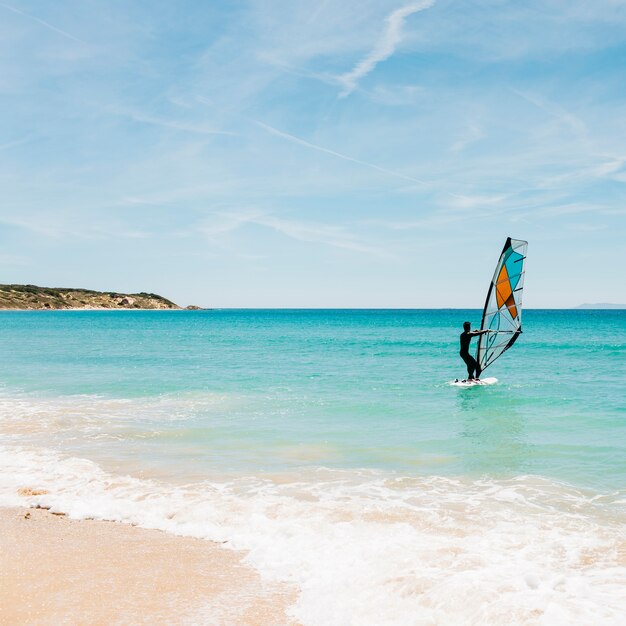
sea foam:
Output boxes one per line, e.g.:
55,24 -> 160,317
1,443 -> 624,626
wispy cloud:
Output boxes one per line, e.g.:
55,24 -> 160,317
511,88 -> 587,136
446,193 -> 508,210
0,212 -> 152,241
0,253 -> 29,266
450,122 -> 485,153
591,156 -> 626,178
198,210 -> 386,257
539,202 -> 626,218
0,135 -> 34,151
567,222 -> 607,232
254,120 -> 429,186
305,0 -> 332,25
0,2 -> 86,44
369,205 -> 497,231
337,1 -> 436,97
198,210 -> 266,239
253,215 -> 386,256
535,153 -> 626,190
118,110 -> 236,137
367,83 -> 424,106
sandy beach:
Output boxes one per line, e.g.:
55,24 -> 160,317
0,506 -> 299,626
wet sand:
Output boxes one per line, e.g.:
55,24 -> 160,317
0,506 -> 299,625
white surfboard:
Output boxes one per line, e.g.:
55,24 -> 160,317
449,377 -> 498,388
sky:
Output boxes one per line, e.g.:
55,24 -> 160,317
1,0 -> 625,308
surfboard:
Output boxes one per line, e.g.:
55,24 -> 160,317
450,377 -> 498,387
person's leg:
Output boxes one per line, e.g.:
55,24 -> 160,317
462,354 -> 475,379
469,356 -> 478,379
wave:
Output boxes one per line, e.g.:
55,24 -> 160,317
0,389 -> 233,437
1,444 -> 624,625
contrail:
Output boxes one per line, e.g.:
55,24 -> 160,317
0,2 -> 86,44
511,88 -> 587,135
197,96 -> 434,189
255,120 -> 429,186
338,1 -> 436,97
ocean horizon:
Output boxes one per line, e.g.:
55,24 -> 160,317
1,309 -> 624,624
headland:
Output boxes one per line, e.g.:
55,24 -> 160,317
0,284 -> 194,310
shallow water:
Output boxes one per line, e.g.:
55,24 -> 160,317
1,310 -> 624,624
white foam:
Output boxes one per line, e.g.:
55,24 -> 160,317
1,444 -> 625,625
0,390 -> 232,442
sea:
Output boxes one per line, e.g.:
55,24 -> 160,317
0,309 -> 624,625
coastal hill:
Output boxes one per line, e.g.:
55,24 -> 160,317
576,303 -> 626,309
0,284 -> 190,310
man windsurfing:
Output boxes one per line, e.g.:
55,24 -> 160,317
459,322 -> 489,381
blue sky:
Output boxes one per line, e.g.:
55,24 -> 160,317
1,0 -> 625,307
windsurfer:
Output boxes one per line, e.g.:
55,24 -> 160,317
459,322 -> 489,380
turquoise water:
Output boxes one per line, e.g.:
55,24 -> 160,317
0,309 -> 624,489
1,310 -> 625,625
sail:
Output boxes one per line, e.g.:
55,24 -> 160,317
476,237 -> 528,372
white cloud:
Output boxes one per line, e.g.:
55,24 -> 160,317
337,1 -> 436,97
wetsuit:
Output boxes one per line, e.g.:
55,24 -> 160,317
459,331 -> 481,379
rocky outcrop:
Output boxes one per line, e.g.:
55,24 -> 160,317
0,284 -> 183,310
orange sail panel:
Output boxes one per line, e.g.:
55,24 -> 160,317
495,265 -> 518,319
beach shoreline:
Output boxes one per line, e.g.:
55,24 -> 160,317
0,506 -> 299,626
1,309 -> 625,624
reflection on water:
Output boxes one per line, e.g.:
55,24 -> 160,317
456,388 -> 532,475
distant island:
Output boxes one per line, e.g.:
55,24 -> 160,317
0,284 -> 201,310
576,303 -> 626,310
